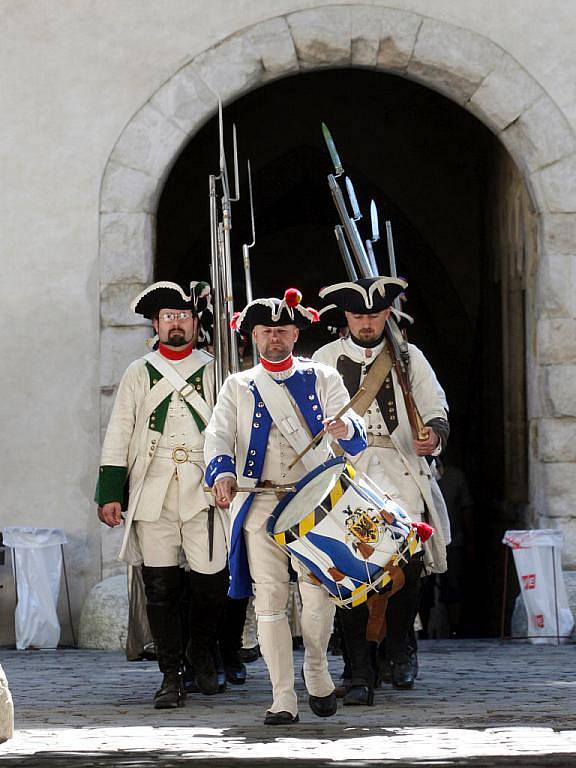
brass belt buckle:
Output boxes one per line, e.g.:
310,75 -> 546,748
172,447 -> 189,464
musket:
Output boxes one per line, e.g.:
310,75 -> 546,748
242,160 -> 259,364
322,123 -> 374,278
384,220 -> 427,440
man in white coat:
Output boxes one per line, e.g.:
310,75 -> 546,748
204,288 -> 367,725
96,281 -> 229,708
313,277 -> 450,699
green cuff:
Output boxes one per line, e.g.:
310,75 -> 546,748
95,465 -> 128,506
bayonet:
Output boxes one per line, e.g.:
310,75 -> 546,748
385,220 -> 401,312
370,201 -> 380,242
322,123 -> 344,177
345,177 -> 362,221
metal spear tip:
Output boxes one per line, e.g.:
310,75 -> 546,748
321,122 -> 344,177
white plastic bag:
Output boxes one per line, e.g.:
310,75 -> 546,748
503,529 -> 574,644
2,527 -> 67,650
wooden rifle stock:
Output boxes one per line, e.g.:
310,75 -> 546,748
386,323 -> 428,442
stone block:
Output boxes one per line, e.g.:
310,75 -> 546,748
542,364 -> 576,417
193,34 -> 265,104
350,6 -> 384,67
78,575 -> 128,651
101,282 -> 148,327
110,104 -> 187,181
376,9 -> 422,73
287,7 -> 351,68
539,518 -> 576,570
0,664 -> 13,743
537,318 -> 576,364
537,253 -> 576,318
100,325 -> 151,388
539,418 -> 576,462
100,213 -> 154,286
100,386 -> 117,432
533,154 -> 576,213
101,526 -> 127,580
151,63 -> 217,134
501,95 -> 576,175
469,53 -> 543,132
541,213 -> 576,257
244,17 -> 299,77
100,162 -> 158,214
538,463 -> 576,517
408,18 -> 504,105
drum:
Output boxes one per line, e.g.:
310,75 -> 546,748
267,456 -> 420,607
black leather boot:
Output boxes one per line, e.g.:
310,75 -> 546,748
187,567 -> 229,695
337,605 -> 375,707
141,566 -> 185,709
219,596 -> 248,685
386,554 -> 423,691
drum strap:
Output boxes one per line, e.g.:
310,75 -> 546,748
253,368 -> 320,473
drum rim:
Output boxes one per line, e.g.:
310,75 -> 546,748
265,455 -> 347,537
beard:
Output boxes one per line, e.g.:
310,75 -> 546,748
163,328 -> 189,347
260,340 -> 292,362
350,328 -> 385,348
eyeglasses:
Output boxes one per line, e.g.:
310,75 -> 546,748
160,311 -> 194,322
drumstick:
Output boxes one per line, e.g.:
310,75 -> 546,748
286,386 -> 366,470
203,485 -> 296,494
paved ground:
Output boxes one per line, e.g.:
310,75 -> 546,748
0,640 -> 575,766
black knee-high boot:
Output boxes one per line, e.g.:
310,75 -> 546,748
385,554 -> 423,689
337,604 -> 374,705
141,565 -> 185,708
219,596 -> 248,684
187,567 -> 229,695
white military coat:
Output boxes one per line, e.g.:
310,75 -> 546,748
97,348 -> 222,566
203,357 -> 367,597
313,337 -> 451,573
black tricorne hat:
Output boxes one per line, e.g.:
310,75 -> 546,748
231,288 -> 319,335
318,277 -> 407,314
131,281 -> 193,320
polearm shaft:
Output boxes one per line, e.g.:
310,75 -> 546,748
334,225 -> 358,281
327,174 -> 373,277
385,221 -> 402,312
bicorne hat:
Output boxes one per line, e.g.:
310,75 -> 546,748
318,276 -> 407,314
231,288 -> 319,335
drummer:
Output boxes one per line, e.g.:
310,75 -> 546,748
313,277 -> 450,701
204,288 -> 366,725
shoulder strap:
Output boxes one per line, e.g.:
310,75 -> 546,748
144,351 -> 213,427
253,367 -> 320,472
353,345 -> 394,416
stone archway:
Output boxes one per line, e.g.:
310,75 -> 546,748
99,6 -> 576,570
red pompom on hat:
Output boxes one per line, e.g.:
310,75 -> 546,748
412,522 -> 434,542
306,307 -> 320,323
284,288 -> 302,308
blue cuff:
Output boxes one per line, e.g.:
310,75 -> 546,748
205,455 -> 236,487
337,417 -> 367,456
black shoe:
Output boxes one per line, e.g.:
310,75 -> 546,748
225,662 -> 247,685
264,710 -> 300,726
238,645 -> 260,663
153,671 -> 185,709
343,685 -> 374,706
309,691 -> 337,717
187,648 -> 220,695
391,660 -> 415,690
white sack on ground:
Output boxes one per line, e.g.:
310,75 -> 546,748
2,527 -> 67,650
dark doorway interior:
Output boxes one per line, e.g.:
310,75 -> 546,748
156,69 -> 532,636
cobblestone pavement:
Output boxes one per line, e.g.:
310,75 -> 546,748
0,640 -> 575,766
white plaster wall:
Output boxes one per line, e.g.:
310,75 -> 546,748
1,0 -> 576,638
